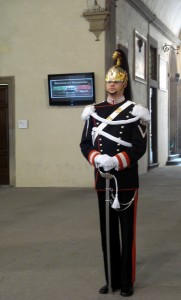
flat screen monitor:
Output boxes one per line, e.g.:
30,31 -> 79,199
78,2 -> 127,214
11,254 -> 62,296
48,72 -> 95,106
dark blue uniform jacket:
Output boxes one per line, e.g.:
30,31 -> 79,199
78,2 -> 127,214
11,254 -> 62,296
80,100 -> 147,191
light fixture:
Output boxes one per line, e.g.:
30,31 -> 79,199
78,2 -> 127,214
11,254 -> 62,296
163,43 -> 180,54
137,38 -> 143,52
175,73 -> 180,85
82,0 -> 109,41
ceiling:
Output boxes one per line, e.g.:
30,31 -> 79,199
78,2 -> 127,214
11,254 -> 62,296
142,0 -> 181,38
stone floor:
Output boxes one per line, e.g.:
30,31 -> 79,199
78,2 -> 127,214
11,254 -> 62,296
0,165 -> 181,300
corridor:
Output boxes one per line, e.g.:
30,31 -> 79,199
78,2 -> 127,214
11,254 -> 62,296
0,166 -> 181,300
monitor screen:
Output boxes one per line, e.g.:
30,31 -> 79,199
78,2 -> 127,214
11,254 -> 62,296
48,72 -> 95,106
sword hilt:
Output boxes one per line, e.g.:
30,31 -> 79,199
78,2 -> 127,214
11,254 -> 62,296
98,168 -> 114,179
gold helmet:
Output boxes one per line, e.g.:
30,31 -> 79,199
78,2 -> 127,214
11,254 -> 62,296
105,50 -> 128,83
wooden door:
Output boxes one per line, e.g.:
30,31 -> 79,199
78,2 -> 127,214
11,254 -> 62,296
0,85 -> 9,184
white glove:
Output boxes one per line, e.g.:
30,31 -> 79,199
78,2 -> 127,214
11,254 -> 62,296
102,156 -> 119,171
94,154 -> 110,168
94,154 -> 102,168
95,154 -> 119,171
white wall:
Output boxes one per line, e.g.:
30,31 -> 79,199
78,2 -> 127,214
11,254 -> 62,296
0,0 -> 106,187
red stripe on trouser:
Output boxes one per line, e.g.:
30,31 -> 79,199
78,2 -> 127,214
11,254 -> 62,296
131,190 -> 138,283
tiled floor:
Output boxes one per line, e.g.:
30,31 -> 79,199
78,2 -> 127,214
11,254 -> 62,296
0,166 -> 181,299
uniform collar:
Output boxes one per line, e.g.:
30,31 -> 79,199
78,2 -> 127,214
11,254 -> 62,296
107,95 -> 125,105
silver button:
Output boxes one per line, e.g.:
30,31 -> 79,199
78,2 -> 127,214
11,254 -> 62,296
121,126 -> 124,128
126,115 -> 129,118
100,150 -> 103,152
100,144 -> 103,146
117,149 -> 120,152
119,131 -> 123,134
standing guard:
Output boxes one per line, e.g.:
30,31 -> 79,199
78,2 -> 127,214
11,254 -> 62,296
80,49 -> 150,297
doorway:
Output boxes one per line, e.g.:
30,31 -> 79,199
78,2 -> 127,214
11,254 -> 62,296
169,50 -> 179,155
0,85 -> 9,184
0,77 -> 15,186
148,87 -> 158,167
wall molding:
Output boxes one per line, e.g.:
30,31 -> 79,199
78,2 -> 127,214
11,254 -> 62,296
126,0 -> 180,44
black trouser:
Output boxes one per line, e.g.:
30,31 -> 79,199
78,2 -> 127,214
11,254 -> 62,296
97,189 -> 138,289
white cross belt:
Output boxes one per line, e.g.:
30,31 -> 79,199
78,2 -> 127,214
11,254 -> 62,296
92,127 -> 132,147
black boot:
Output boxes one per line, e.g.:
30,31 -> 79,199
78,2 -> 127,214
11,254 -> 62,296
120,285 -> 133,297
99,284 -> 108,294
